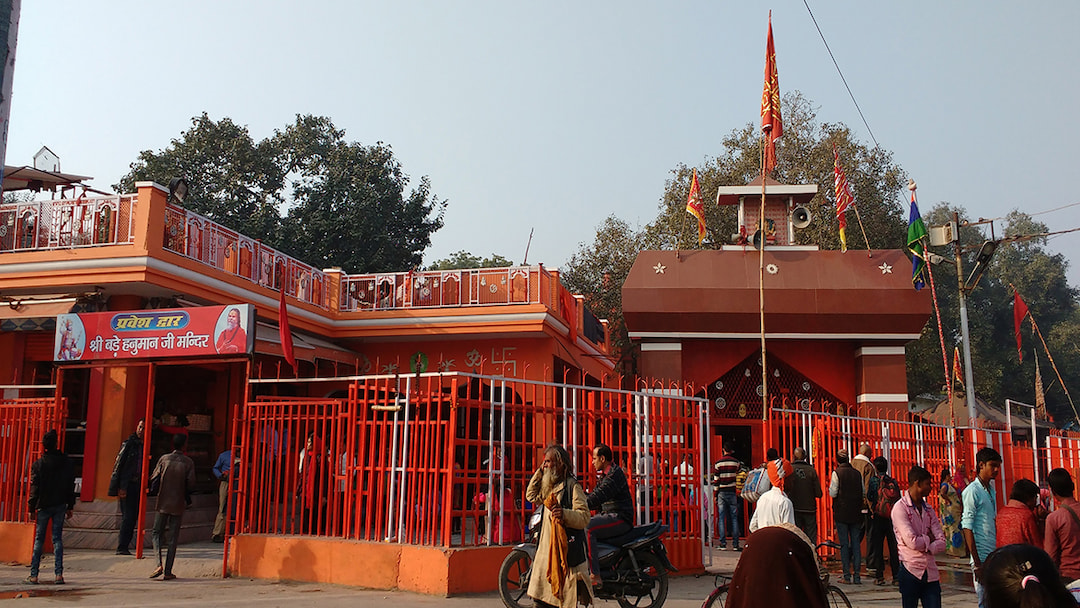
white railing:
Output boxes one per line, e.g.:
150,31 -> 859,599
163,204 -> 331,309
338,266 -> 552,311
0,194 -> 137,252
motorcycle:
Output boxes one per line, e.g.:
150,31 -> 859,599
499,508 -> 676,608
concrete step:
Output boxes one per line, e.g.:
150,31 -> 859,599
64,497 -> 220,549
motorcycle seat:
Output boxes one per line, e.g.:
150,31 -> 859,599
598,521 -> 665,549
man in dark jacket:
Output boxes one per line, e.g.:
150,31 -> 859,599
585,443 -> 634,585
830,449 -> 865,584
148,433 -> 196,580
108,419 -> 144,555
26,429 -> 76,585
786,446 -> 822,545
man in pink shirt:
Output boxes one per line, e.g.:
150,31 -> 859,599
1044,468 -> 1080,584
891,465 -> 946,608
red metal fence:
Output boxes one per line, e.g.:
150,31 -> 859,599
0,397 -> 66,522
231,373 -> 711,567
764,404 -> 1080,553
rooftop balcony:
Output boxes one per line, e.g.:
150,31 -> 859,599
0,183 -> 609,350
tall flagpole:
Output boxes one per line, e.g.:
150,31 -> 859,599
758,11 -> 779,429
759,142 -> 768,424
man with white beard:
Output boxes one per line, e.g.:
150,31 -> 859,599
525,444 -> 593,608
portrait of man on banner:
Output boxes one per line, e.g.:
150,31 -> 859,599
215,307 -> 248,354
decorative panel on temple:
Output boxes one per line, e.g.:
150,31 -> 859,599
695,352 -> 851,420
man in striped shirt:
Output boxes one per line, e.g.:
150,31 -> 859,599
712,445 -> 745,550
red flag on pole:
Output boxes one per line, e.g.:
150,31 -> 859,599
560,287 -> 577,344
279,284 -> 296,373
685,169 -> 706,244
833,147 -> 854,252
952,346 -> 963,386
761,12 -> 782,174
1014,291 -> 1029,362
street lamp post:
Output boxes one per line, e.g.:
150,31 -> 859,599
953,211 -> 979,428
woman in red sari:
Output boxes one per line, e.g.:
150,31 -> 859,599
296,433 -> 327,535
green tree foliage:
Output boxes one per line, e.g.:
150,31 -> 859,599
566,91 -> 1080,423
904,205 -> 1080,424
561,216 -> 661,373
116,113 -> 445,273
426,250 -> 514,270
116,113 -> 285,240
650,92 -> 907,251
565,92 -> 907,373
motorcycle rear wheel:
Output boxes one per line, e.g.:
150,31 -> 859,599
498,548 -> 534,608
616,551 -> 669,608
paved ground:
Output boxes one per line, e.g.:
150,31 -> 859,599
0,543 -> 979,607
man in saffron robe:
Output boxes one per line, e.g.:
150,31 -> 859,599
215,308 -> 247,354
526,444 -> 593,608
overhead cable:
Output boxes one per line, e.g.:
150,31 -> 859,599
802,0 -> 879,148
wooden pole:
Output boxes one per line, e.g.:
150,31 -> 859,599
759,137 -> 768,431
922,243 -> 954,429
676,173 -> 688,258
851,203 -> 872,257
1028,311 -> 1080,423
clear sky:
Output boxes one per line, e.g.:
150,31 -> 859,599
9,2 -> 1080,283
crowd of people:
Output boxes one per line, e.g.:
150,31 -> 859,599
711,441 -> 1080,608
24,421 -> 197,584
21,423 -> 1080,608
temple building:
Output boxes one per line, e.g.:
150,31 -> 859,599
0,176 -> 614,558
623,177 -> 932,464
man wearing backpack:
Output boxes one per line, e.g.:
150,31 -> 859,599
866,456 -> 901,586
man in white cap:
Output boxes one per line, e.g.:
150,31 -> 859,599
749,455 -> 795,532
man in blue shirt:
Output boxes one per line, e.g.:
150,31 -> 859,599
211,449 -> 235,542
961,447 -> 1001,608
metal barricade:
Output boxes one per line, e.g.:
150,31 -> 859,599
232,372 -> 710,568
0,397 -> 66,522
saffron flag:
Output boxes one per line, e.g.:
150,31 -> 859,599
761,12 -> 782,174
906,192 -> 928,290
279,285 -> 296,373
833,147 -> 854,252
1014,291 -> 1029,362
952,346 -> 963,387
685,169 -> 706,244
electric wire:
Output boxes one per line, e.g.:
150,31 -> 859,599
802,0 -> 879,148
969,201 -> 1080,226
802,1 -> 1080,247
1003,226 -> 1080,244
802,2 -> 1080,267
